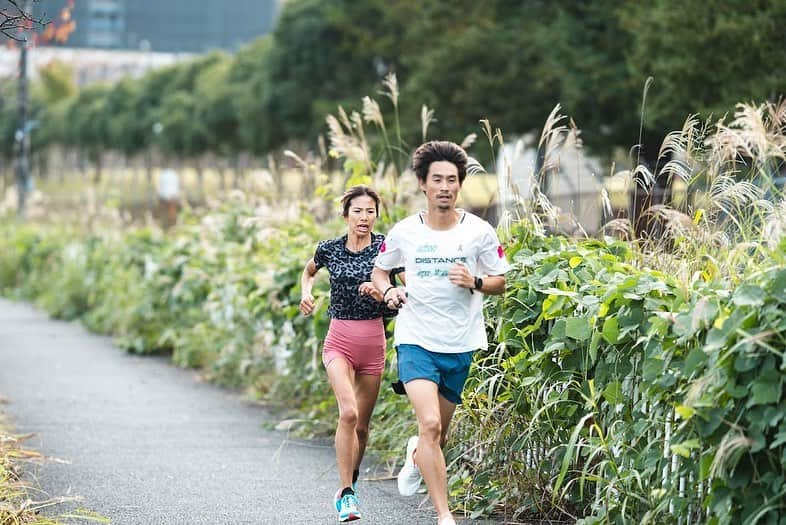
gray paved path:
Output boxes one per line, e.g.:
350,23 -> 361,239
0,299 -> 498,525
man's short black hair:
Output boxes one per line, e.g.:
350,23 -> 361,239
411,141 -> 468,184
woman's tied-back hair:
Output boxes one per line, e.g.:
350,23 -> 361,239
341,185 -> 381,217
411,140 -> 468,184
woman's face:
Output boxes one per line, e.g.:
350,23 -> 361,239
344,194 -> 378,236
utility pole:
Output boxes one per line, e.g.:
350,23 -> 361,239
15,0 -> 32,217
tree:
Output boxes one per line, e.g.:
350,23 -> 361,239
266,0 -> 416,148
620,0 -> 786,144
99,78 -> 140,157
0,0 -> 42,40
30,59 -> 76,158
530,1 -> 640,155
194,55 -> 239,158
230,36 -> 276,156
124,64 -> 180,155
64,83 -> 111,182
401,2 -> 551,150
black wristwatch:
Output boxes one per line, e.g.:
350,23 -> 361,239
474,276 -> 483,291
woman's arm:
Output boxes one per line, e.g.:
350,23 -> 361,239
299,258 -> 319,316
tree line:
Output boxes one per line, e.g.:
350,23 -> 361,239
1,0 -> 784,176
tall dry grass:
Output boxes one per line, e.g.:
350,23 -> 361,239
496,99 -> 786,284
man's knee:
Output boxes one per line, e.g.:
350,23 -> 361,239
419,415 -> 442,442
355,425 -> 369,443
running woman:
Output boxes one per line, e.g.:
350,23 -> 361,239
300,185 -> 398,522
372,141 -> 510,525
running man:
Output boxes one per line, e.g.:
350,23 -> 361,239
371,141 -> 510,525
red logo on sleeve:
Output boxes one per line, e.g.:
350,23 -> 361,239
380,242 -> 387,253
497,245 -> 504,258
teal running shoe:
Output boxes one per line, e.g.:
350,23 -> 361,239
337,493 -> 361,522
334,483 -> 357,512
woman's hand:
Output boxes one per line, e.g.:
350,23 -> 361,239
299,293 -> 315,316
359,281 -> 383,302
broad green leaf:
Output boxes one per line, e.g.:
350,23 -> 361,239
643,357 -> 665,382
725,382 -> 749,399
690,297 -> 718,331
713,307 -> 730,329
675,405 -> 695,420
670,439 -> 700,458
683,347 -> 708,376
542,294 -> 567,319
565,317 -> 591,341
602,317 -> 620,344
771,269 -> 786,303
589,331 -> 600,364
732,284 -> 765,307
541,287 -> 577,297
598,303 -> 609,318
569,256 -> 583,268
734,354 -> 759,373
518,375 -> 540,387
750,370 -> 781,406
603,381 -> 623,405
510,308 -> 527,325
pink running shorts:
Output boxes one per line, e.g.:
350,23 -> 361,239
322,318 -> 386,376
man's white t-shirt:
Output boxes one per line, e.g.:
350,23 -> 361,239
375,210 -> 511,353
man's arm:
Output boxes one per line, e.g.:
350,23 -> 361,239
477,274 -> 506,295
372,266 -> 407,309
371,266 -> 391,295
448,263 -> 506,295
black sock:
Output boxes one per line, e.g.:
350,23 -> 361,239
352,469 -> 359,484
340,486 -> 355,497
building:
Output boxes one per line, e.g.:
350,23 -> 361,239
0,46 -> 192,86
31,0 -> 279,53
496,133 -> 605,235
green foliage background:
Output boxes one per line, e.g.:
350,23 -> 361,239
1,0 -> 786,522
2,0 -> 785,166
2,208 -> 785,523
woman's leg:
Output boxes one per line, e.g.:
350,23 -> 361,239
353,373 -> 382,471
326,358 -> 358,489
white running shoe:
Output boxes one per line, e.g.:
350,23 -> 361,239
438,517 -> 457,525
397,436 -> 422,496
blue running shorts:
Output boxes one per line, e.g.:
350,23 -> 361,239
396,344 -> 474,404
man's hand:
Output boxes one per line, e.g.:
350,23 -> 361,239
359,281 -> 383,302
448,262 -> 474,289
299,293 -> 316,316
384,286 -> 407,310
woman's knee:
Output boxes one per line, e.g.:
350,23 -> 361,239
338,405 -> 359,427
355,425 -> 369,443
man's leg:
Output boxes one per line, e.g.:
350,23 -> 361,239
438,393 -> 458,448
326,358 -> 358,490
404,379 -> 451,518
353,373 -> 382,472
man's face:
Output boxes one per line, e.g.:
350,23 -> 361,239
420,161 -> 461,211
